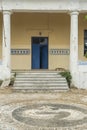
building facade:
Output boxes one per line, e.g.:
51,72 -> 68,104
0,0 -> 87,89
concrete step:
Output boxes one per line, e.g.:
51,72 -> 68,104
16,73 -> 59,75
14,80 -> 67,83
12,71 -> 69,92
13,86 -> 68,90
14,83 -> 68,87
15,72 -> 59,75
13,89 -> 68,93
15,78 -> 66,81
12,70 -> 57,73
16,72 -> 59,75
12,87 -> 69,92
14,82 -> 67,85
16,75 -> 62,78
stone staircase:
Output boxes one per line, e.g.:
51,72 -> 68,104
12,70 -> 69,92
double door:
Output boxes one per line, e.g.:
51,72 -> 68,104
32,37 -> 48,69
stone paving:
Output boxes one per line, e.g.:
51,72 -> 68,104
0,88 -> 87,130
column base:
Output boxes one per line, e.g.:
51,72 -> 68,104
71,71 -> 87,89
71,71 -> 79,88
0,66 -> 11,80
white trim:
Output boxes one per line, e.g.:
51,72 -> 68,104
0,0 -> 87,13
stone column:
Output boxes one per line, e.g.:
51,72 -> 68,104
2,10 -> 11,80
70,11 -> 79,84
2,11 -> 11,69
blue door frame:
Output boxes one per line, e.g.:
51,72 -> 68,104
32,37 -> 48,69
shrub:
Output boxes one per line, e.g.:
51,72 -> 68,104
60,71 -> 72,87
85,52 -> 87,58
9,72 -> 16,86
9,77 -> 15,86
0,80 -> 3,86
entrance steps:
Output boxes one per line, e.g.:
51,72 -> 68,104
12,70 -> 69,92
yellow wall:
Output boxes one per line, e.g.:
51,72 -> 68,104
0,13 -> 2,60
79,14 -> 87,61
48,14 -> 70,70
11,13 -> 70,70
0,13 -> 86,70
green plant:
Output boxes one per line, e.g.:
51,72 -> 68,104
14,72 -> 16,77
84,15 -> 87,20
60,71 -> 72,87
9,72 -> 16,86
0,80 -> 3,86
85,52 -> 87,58
9,77 -> 15,86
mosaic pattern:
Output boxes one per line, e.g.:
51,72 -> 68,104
1,102 -> 87,130
50,49 -> 70,55
11,49 -> 30,55
12,104 -> 87,127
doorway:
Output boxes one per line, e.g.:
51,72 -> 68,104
32,37 -> 48,69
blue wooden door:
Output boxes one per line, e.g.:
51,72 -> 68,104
40,44 -> 48,69
32,43 -> 40,69
32,37 -> 48,69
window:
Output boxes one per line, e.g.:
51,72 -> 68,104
84,30 -> 87,55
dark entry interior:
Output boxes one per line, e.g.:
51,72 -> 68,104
32,37 -> 48,69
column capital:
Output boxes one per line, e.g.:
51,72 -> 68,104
2,10 -> 12,15
69,11 -> 79,16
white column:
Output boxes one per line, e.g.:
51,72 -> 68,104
70,11 -> 79,82
2,11 -> 11,70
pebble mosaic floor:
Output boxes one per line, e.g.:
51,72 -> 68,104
0,88 -> 87,130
